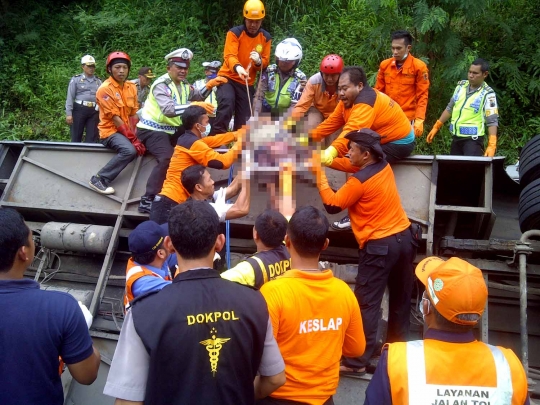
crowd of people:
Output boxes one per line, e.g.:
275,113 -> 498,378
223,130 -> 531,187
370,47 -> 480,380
0,0 -> 526,404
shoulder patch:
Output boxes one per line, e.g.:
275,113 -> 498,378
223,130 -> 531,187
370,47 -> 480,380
230,25 -> 244,37
457,80 -> 468,86
163,77 -> 172,85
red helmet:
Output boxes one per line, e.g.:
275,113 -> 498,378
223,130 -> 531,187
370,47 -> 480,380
320,54 -> 343,74
106,51 -> 132,69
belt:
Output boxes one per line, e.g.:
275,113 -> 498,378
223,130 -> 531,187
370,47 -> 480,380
75,99 -> 96,107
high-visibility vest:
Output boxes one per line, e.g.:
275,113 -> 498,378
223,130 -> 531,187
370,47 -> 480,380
194,79 -> 217,115
387,339 -> 529,405
137,73 -> 190,134
244,245 -> 291,288
449,80 -> 494,138
124,258 -> 171,310
263,65 -> 306,111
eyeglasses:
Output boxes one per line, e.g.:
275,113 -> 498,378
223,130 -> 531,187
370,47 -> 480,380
419,292 -> 430,316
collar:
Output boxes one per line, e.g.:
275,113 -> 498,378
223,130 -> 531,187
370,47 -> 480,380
391,53 -> 414,70
0,278 -> 40,292
242,24 -> 260,38
280,268 -> 334,280
107,76 -> 124,88
424,328 -> 476,343
172,267 -> 220,283
467,81 -> 487,93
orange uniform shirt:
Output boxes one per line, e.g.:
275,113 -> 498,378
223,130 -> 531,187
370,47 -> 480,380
375,54 -> 429,121
218,25 -> 272,86
311,86 -> 411,157
260,269 -> 365,405
292,72 -> 339,119
318,160 -> 410,248
159,131 -> 239,203
96,77 -> 139,139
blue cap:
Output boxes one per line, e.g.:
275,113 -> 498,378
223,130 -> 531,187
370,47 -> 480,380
128,221 -> 168,255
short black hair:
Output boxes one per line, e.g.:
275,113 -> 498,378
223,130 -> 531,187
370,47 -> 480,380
472,58 -> 489,73
182,105 -> 207,131
287,206 -> 329,258
181,165 -> 206,194
168,200 -> 220,260
0,208 -> 30,273
341,66 -> 367,86
132,242 -> 163,265
255,209 -> 288,248
391,30 -> 413,46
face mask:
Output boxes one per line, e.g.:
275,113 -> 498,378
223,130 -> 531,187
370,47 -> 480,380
206,73 -> 217,79
401,53 -> 408,61
199,123 -> 211,137
419,295 -> 430,316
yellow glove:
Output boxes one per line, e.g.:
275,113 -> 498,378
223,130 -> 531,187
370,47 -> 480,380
190,101 -> 215,115
426,120 -> 443,144
205,76 -> 228,90
414,119 -> 424,138
321,146 -> 338,166
484,135 -> 497,157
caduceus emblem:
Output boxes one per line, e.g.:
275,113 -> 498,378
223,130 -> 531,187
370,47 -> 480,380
200,328 -> 230,376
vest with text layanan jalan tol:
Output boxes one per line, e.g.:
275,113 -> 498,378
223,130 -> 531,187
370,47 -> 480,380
138,73 -> 190,134
131,268 -> 268,405
123,258 -> 171,310
387,339 -> 528,405
449,80 -> 495,138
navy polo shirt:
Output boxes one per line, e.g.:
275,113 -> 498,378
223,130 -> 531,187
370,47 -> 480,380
0,278 -> 94,405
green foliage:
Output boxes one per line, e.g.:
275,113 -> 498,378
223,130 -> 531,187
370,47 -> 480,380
0,0 -> 539,163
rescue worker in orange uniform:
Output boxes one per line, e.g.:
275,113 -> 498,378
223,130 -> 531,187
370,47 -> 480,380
221,209 -> 291,288
210,0 -> 272,134
310,129 -> 417,376
258,206 -> 365,405
375,30 -> 430,138
150,105 -> 243,224
365,256 -> 530,405
293,54 -> 343,147
311,66 -> 414,166
89,52 -> 143,195
124,221 -> 172,310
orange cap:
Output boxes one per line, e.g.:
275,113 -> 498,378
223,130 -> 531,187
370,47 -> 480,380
415,257 -> 487,325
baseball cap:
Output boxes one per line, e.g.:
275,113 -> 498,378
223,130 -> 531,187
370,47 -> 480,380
415,256 -> 488,325
344,128 -> 385,160
138,67 -> 156,78
128,221 -> 168,255
81,55 -> 96,66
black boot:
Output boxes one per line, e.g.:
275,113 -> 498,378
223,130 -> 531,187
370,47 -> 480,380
138,195 -> 154,214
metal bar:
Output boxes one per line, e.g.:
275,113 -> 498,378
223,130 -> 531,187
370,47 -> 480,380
426,159 -> 438,255
488,281 -> 540,296
484,161 -> 493,209
0,145 -> 28,204
519,252 -> 529,377
89,330 -> 120,341
126,197 -> 142,204
407,215 -> 429,227
33,247 -> 50,281
22,156 -> 123,203
0,201 -> 121,216
481,273 -> 489,343
434,205 -> 492,213
89,157 -> 142,317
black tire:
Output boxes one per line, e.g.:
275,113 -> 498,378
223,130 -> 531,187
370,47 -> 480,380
519,177 -> 540,232
519,134 -> 540,187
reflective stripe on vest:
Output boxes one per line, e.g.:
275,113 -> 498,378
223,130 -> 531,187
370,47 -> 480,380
124,259 -> 172,310
245,245 -> 292,289
449,81 -> 492,138
406,340 -> 513,405
138,73 -> 189,134
264,67 -> 301,111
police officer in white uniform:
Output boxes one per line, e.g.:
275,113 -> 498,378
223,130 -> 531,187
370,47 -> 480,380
65,55 -> 102,143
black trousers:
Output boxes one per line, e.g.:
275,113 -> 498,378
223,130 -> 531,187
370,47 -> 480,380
257,396 -> 334,405
136,128 -> 174,197
210,80 -> 254,135
342,227 -> 417,369
149,194 -> 178,224
382,141 -> 415,163
450,136 -> 484,156
71,103 -> 99,143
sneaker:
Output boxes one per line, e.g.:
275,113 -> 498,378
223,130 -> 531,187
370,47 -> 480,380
138,195 -> 153,214
89,176 -> 115,195
332,215 -> 351,231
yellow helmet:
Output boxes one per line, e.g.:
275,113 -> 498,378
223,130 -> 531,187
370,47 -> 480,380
243,0 -> 265,20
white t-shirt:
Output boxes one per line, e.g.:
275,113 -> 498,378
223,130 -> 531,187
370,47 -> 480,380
209,187 -> 233,222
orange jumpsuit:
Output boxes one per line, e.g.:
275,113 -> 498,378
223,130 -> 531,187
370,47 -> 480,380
375,54 -> 429,121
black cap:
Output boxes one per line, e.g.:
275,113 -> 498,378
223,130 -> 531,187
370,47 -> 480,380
344,128 -> 385,160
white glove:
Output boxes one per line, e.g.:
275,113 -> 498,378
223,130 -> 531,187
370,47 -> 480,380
236,66 -> 249,80
250,51 -> 262,65
78,301 -> 93,329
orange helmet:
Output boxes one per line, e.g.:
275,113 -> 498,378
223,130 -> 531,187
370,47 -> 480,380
320,54 -> 343,74
106,51 -> 132,70
243,0 -> 265,20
